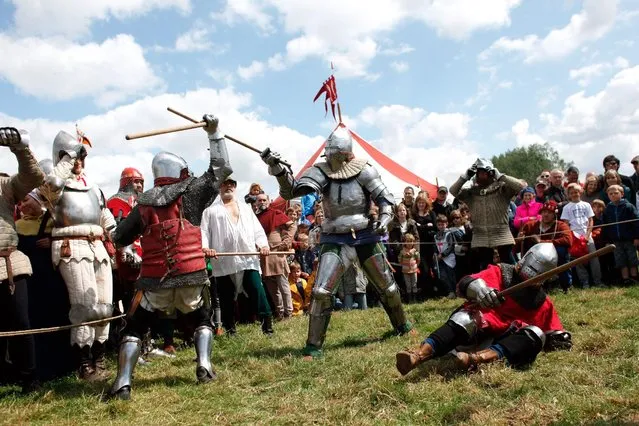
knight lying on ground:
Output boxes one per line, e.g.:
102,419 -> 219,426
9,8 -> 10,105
396,243 -> 572,375
261,125 -> 413,359
107,114 -> 231,400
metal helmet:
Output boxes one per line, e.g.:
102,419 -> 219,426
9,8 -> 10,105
324,127 -> 353,170
52,130 -> 83,166
517,243 -> 558,281
38,158 -> 54,175
475,158 -> 494,172
119,167 -> 144,191
151,151 -> 188,182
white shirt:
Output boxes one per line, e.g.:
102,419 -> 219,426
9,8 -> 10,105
560,201 -> 593,238
200,196 -> 268,277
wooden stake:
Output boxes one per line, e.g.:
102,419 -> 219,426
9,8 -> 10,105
125,122 -> 206,140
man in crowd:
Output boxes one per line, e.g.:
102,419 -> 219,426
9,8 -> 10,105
396,243 -> 572,375
433,186 -> 455,219
517,200 -> 573,291
402,186 -> 415,212
108,114 -> 231,400
107,168 -> 144,312
261,126 -> 413,359
200,177 -> 274,335
564,166 -> 581,188
255,193 -> 295,321
450,158 -> 524,269
39,130 -> 116,381
600,155 -> 636,206
545,169 -> 568,211
0,127 -> 45,393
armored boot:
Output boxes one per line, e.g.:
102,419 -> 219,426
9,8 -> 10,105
77,345 -> 96,380
193,326 -> 217,384
261,316 -> 274,335
395,342 -> 435,376
109,336 -> 141,400
455,348 -> 501,371
92,341 -> 108,380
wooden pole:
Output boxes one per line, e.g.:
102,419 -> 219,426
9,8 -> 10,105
125,122 -> 206,140
205,250 -> 295,257
165,107 -> 291,166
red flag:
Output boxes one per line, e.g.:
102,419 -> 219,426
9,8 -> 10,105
313,75 -> 338,121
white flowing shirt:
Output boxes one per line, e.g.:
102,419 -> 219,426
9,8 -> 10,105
200,196 -> 268,277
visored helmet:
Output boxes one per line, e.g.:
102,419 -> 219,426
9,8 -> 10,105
517,243 -> 558,281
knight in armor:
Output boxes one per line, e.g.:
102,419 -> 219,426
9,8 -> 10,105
38,130 -> 116,381
107,168 -> 144,311
261,126 -> 413,358
395,243 -> 572,376
107,114 -> 231,400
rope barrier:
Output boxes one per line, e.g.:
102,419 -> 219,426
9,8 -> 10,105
0,314 -> 126,338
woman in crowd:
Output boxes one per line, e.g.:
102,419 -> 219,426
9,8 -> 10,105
387,203 -> 419,298
411,194 -> 437,299
513,187 -> 542,231
582,175 -> 602,206
600,170 -> 632,205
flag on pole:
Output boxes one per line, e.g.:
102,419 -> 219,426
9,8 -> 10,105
76,124 -> 92,147
313,75 -> 338,121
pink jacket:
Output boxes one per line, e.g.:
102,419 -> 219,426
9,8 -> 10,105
514,201 -> 542,229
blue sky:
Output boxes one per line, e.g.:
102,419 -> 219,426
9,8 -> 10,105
0,0 -> 638,196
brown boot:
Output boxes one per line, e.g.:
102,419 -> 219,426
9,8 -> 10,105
455,348 -> 501,371
395,343 -> 435,376
92,342 -> 109,381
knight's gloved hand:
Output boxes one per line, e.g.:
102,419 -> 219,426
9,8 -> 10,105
203,114 -> 223,139
490,167 -> 502,180
76,145 -> 88,159
477,288 -> 501,308
260,148 -> 285,176
374,214 -> 392,235
462,162 -> 478,180
129,253 -> 142,268
0,127 -> 30,151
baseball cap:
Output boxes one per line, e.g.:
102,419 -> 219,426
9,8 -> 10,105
631,155 -> 639,164
438,186 -> 448,193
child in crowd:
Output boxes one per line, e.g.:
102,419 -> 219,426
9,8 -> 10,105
398,233 -> 420,303
601,170 -> 632,205
342,259 -> 369,310
308,209 -> 323,254
289,262 -> 312,316
433,214 -> 457,299
294,233 -> 316,279
244,183 -> 264,205
592,199 -> 615,283
561,183 -> 603,288
602,185 -> 639,285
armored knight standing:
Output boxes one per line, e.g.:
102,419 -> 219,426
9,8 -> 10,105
39,130 -> 116,381
396,243 -> 572,375
261,126 -> 413,358
108,115 -> 231,400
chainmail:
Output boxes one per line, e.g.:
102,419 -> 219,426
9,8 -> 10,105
135,270 -> 209,290
500,263 -> 547,310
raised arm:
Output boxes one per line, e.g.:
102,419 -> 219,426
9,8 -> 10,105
260,150 -> 327,200
0,128 -> 45,204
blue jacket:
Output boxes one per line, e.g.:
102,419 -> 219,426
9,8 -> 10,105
602,199 -> 639,242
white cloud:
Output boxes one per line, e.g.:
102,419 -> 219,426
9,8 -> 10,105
207,69 -> 235,86
511,119 -> 545,147
224,0 -> 521,79
0,34 -> 164,107
9,0 -> 191,39
379,43 -> 415,56
237,60 -> 266,80
481,0 -> 618,63
507,66 -> 639,176
497,80 -> 513,89
174,28 -> 214,52
390,61 -> 409,73
569,57 -> 629,87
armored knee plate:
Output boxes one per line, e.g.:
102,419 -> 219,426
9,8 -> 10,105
362,253 -> 394,292
448,310 -> 478,338
315,251 -> 346,295
193,326 -> 215,382
110,336 -> 141,395
521,325 -> 546,348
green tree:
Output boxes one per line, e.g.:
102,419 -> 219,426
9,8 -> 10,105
491,143 -> 570,186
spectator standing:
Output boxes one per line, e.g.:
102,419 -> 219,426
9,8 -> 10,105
534,180 -> 548,203
602,185 -> 639,285
600,155 -> 636,207
600,170 -> 632,205
513,187 -> 542,231
398,234 -> 420,303
546,169 -> 568,212
412,194 -> 437,298
433,214 -> 457,299
402,186 -> 415,212
308,209 -> 323,254
244,183 -> 264,206
563,166 -> 582,188
294,234 -> 316,278
256,193 -> 296,320
432,186 -> 456,219
631,155 -> 639,209
289,261 -> 312,316
450,158 -> 524,269
582,175 -> 601,206
342,259 -> 368,310
591,199 -> 614,284
561,183 -> 603,288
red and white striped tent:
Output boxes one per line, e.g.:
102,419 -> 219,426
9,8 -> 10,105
272,123 -> 437,210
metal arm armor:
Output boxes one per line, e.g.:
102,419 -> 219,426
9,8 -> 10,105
277,166 -> 327,200
357,163 -> 395,205
208,136 -> 232,184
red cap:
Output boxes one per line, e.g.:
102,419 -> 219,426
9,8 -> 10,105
540,200 -> 558,214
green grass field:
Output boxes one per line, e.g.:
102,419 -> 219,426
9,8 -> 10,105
2,286 -> 639,425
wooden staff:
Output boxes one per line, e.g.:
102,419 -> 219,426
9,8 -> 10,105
125,122 -> 206,140
0,314 -> 126,337
163,107 -> 293,168
205,250 -> 295,257
499,244 -> 615,298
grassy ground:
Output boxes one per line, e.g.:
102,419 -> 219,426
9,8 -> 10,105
2,286 -> 639,425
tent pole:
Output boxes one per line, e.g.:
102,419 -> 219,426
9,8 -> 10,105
337,102 -> 343,123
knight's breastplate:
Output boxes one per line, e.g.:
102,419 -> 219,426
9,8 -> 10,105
321,178 -> 370,234
54,186 -> 101,228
